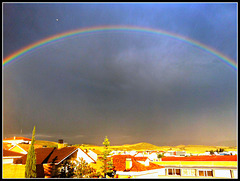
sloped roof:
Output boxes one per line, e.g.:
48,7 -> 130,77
134,157 -> 149,161
3,137 -> 31,141
46,146 -> 78,164
15,147 -> 55,164
90,149 -> 102,155
3,150 -> 25,157
3,142 -> 12,150
162,155 -> 237,161
112,155 -> 164,172
9,143 -> 43,152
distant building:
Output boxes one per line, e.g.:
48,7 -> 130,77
112,155 -> 165,178
157,155 -> 237,178
8,143 -> 43,154
87,149 -> 102,162
3,136 -> 32,145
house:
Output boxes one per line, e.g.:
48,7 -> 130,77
134,151 -> 165,161
112,155 -> 165,178
3,136 -> 32,145
3,142 -> 13,150
3,150 -> 25,164
8,143 -> 43,154
12,145 -> 96,178
163,150 -> 186,157
87,149 -> 102,162
155,155 -> 237,178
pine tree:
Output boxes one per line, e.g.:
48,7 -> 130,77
100,136 -> 114,178
25,126 -> 37,178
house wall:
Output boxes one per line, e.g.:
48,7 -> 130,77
76,149 -> 95,164
3,164 -> 25,178
3,164 -> 48,178
88,150 -> 97,161
3,158 -> 14,164
153,161 -> 237,167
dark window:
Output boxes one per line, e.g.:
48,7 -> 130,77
168,169 -> 173,175
176,169 -> 181,176
199,171 -> 204,176
207,171 -> 213,177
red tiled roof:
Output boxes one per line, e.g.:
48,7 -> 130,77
112,155 -> 164,172
162,155 -> 237,161
3,137 -> 31,141
46,146 -> 78,164
134,157 -> 149,161
3,142 -> 12,150
3,150 -> 25,157
9,143 -> 43,152
15,147 -> 55,164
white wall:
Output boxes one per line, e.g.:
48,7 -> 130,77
76,149 -> 95,164
215,169 -> 231,178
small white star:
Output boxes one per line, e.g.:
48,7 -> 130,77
56,19 -> 59,21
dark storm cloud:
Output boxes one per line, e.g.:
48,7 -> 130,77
3,31 -> 236,145
3,3 -> 237,60
3,3 -> 237,145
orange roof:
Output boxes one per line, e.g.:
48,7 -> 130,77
134,157 -> 149,161
46,146 -> 78,164
14,147 -> 55,165
112,155 -> 164,172
3,137 -> 32,141
3,150 -> 25,157
3,142 -> 13,150
162,155 -> 237,161
9,143 -> 43,152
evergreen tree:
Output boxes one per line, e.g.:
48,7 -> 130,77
100,136 -> 114,178
25,126 -> 37,178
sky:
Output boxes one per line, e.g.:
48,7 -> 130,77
3,3 -> 237,146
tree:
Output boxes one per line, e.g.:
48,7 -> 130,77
210,150 -> 214,155
74,158 -> 100,178
57,158 -> 100,178
25,126 -> 37,178
100,136 -> 114,178
157,153 -> 165,159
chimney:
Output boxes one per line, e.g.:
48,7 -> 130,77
126,158 -> 132,170
58,139 -> 64,149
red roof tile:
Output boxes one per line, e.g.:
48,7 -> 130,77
134,157 -> 149,161
3,142 -> 12,150
162,155 -> 237,161
3,150 -> 25,157
46,146 -> 78,164
3,137 -> 31,141
9,143 -> 43,152
112,155 -> 164,172
15,147 -> 55,164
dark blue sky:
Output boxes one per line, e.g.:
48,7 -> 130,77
3,3 -> 237,146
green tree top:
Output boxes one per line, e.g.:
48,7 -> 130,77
25,126 -> 37,178
103,136 -> 110,148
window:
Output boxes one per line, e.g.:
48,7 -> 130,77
168,168 -> 181,176
182,169 -> 196,176
198,170 -> 213,177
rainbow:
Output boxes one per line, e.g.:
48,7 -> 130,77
3,25 -> 237,70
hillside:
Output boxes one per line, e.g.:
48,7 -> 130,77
35,140 -> 58,147
35,140 -> 237,154
110,142 -> 162,151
